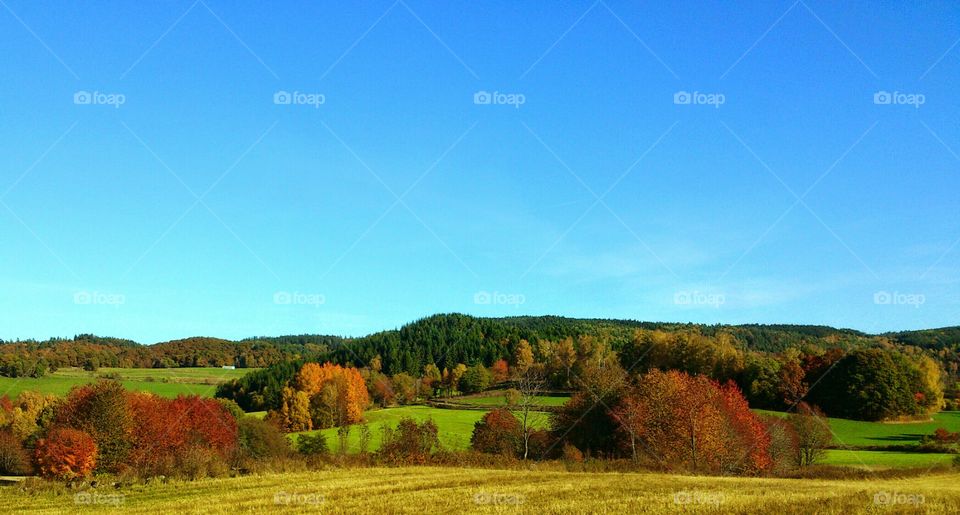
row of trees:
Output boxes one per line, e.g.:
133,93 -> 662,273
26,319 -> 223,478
0,335 -> 338,377
0,381 -> 245,479
471,366 -> 833,474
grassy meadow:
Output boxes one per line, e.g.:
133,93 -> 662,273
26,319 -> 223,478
6,467 -> 960,514
0,367 -> 254,399
293,405 -> 552,452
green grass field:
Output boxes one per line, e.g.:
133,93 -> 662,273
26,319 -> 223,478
0,367 -> 254,399
823,450 -> 956,469
5,467 -> 960,514
293,405 -> 550,452
757,409 -> 960,448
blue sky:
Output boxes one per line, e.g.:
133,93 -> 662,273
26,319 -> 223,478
1,0 -> 958,343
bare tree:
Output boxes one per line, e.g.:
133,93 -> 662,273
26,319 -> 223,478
509,368 -> 549,460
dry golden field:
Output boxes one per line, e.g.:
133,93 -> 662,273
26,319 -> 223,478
5,466 -> 960,514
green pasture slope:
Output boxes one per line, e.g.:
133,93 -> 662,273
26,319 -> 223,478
292,405 -> 551,453
0,367 -> 254,398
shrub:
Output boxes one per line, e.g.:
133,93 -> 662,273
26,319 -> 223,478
526,429 -> 557,460
237,416 -> 291,461
34,428 -> 97,480
933,427 -> 960,444
379,418 -> 440,464
763,416 -> 800,473
217,398 -> 246,420
175,444 -> 229,480
0,430 -> 31,475
297,433 -> 329,456
337,425 -> 351,454
562,443 -> 583,463
471,409 -> 521,457
358,424 -> 372,454
504,389 -> 521,407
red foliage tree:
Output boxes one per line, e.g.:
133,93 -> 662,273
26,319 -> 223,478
471,408 -> 521,456
34,428 -> 97,479
612,370 -> 772,474
126,393 -> 239,474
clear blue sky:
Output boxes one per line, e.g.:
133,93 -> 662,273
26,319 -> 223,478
1,1 -> 958,343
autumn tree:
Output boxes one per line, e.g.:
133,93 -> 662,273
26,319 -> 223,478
422,363 -> 442,397
289,363 -> 370,429
513,340 -> 534,375
471,408 -> 521,456
446,363 -> 467,396
459,364 -> 492,394
54,381 -> 132,472
392,373 -> 418,404
268,387 -> 312,432
788,402 -> 832,466
491,359 -> 510,383
34,428 -> 97,479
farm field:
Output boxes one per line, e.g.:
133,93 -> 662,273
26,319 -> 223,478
5,467 -> 960,514
0,367 -> 255,398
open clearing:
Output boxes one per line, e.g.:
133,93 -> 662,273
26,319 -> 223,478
5,467 -> 960,514
293,405 -> 552,452
0,367 -> 254,398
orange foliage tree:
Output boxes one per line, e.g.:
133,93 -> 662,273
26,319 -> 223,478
612,370 -> 771,474
34,428 -> 97,479
491,359 -> 510,383
267,363 -> 371,431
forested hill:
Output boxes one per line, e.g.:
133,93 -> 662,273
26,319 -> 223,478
1,314 -> 957,377
320,314 -> 884,375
